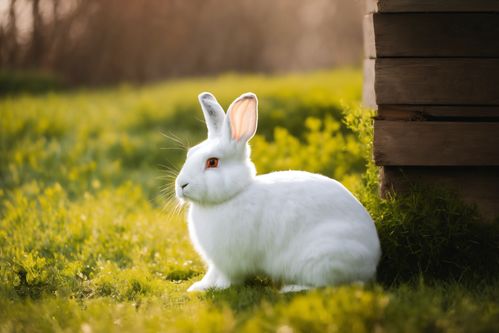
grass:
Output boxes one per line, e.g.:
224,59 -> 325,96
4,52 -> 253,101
0,70 -> 64,96
1,69 -> 499,332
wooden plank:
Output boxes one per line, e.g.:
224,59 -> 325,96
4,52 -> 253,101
362,58 -> 376,108
363,14 -> 376,59
374,58 -> 499,105
373,121 -> 499,166
377,105 -> 499,121
367,0 -> 499,13
380,166 -> 499,220
365,0 -> 378,13
365,13 -> 499,58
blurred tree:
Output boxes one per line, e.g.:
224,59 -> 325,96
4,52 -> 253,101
8,0 -> 19,65
0,0 -> 19,67
30,0 -> 44,67
0,0 -> 364,85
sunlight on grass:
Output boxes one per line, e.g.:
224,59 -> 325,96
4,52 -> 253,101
1,69 -> 498,332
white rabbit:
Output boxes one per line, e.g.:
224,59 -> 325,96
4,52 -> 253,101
175,92 -> 381,292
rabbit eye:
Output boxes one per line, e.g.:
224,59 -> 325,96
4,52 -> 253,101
205,157 -> 219,169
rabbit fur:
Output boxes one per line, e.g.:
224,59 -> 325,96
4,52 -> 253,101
175,92 -> 381,292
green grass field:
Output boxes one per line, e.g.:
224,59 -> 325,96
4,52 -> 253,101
1,69 -> 499,332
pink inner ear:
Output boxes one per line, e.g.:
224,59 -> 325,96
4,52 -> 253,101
229,97 -> 256,141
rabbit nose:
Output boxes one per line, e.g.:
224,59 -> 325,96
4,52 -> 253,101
181,183 -> 189,190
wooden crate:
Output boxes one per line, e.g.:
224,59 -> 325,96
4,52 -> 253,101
363,0 -> 499,219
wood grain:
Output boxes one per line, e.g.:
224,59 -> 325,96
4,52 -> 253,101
373,58 -> 499,106
363,14 -> 376,59
367,0 -> 499,13
374,121 -> 499,166
362,59 -> 376,109
365,13 -> 499,58
377,105 -> 499,121
381,166 -> 499,220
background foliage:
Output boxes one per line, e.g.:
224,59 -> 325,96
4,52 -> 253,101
0,0 -> 363,85
1,70 -> 499,332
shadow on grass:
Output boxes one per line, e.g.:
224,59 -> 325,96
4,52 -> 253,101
198,277 -> 291,313
372,184 -> 499,287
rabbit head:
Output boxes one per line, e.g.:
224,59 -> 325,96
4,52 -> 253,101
175,92 -> 258,205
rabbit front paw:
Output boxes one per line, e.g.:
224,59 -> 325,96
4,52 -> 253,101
187,279 -> 230,292
187,267 -> 231,292
187,281 -> 211,292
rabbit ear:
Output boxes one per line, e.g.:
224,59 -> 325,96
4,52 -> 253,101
199,92 -> 225,138
223,93 -> 258,143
